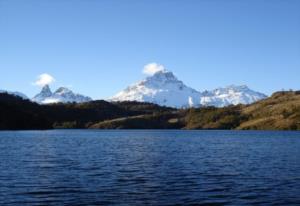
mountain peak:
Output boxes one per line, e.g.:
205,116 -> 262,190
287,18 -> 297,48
32,85 -> 92,104
110,69 -> 267,108
201,85 -> 267,107
110,69 -> 201,108
149,70 -> 176,80
33,85 -> 52,102
143,70 -> 184,88
224,85 -> 249,90
40,84 -> 52,95
54,87 -> 72,94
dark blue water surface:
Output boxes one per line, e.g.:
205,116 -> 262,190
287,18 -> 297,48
0,130 -> 299,206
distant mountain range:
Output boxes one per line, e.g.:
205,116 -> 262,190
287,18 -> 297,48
199,85 -> 267,107
110,70 -> 267,108
1,70 -> 267,107
32,85 -> 92,104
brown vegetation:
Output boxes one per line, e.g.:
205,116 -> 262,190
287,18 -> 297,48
1,91 -> 300,130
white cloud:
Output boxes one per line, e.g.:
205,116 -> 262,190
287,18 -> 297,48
34,73 -> 55,87
143,63 -> 165,75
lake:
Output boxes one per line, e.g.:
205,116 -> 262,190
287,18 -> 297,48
0,130 -> 299,205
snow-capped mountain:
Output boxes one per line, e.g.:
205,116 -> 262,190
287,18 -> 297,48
32,85 -> 92,104
110,70 -> 201,108
110,70 -> 267,108
200,85 -> 267,107
31,85 -> 52,103
0,90 -> 28,99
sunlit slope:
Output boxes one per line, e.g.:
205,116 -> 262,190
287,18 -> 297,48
238,91 -> 300,130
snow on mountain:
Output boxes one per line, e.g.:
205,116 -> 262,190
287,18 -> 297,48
31,84 -> 52,103
110,70 -> 267,108
200,85 -> 267,107
0,90 -> 28,99
110,70 -> 201,108
32,85 -> 92,104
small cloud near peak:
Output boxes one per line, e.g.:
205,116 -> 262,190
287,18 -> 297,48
143,63 -> 165,75
33,73 -> 55,87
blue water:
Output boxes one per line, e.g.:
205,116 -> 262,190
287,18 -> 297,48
0,130 -> 299,205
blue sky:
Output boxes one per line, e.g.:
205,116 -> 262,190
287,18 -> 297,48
1,0 -> 299,99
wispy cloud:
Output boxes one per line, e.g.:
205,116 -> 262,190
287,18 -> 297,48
143,63 -> 165,75
33,73 -> 55,87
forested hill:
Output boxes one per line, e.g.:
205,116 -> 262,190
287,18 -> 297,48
0,91 -> 300,130
0,93 -> 174,130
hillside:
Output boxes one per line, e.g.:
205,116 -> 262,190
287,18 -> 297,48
238,91 -> 300,130
0,93 -> 173,130
184,91 -> 300,130
0,91 -> 299,130
89,112 -> 182,129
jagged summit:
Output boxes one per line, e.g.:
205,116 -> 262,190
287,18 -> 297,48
110,70 -> 267,108
55,87 -> 72,94
41,84 -> 52,93
200,85 -> 267,107
145,69 -> 177,81
32,85 -> 92,104
32,85 -> 52,102
110,70 -> 201,108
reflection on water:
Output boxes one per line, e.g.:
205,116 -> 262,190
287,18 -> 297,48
0,130 -> 300,205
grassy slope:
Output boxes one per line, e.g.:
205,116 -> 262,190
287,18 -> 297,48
238,91 -> 300,130
184,91 -> 300,130
89,112 -> 183,129
183,106 -> 246,130
88,91 -> 300,130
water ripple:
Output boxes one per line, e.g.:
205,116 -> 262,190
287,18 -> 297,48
0,130 -> 300,205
